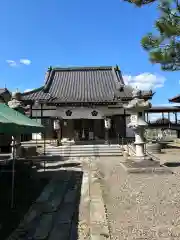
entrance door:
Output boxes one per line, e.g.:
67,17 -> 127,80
74,119 -> 94,140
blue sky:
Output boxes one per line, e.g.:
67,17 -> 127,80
0,0 -> 179,106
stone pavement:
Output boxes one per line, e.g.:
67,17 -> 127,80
97,155 -> 180,240
7,156 -> 110,240
7,145 -> 180,240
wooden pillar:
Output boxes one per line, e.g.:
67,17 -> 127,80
30,104 -> 32,118
40,104 -> 43,118
147,112 -> 149,122
40,103 -> 43,140
168,112 -> 170,121
175,112 -> 178,124
124,109 -> 126,138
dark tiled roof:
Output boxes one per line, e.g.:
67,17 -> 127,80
146,106 -> 180,113
21,66 -> 153,103
44,66 -> 124,103
169,94 -> 180,103
21,87 -> 52,101
0,88 -> 9,95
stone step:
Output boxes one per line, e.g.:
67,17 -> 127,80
46,145 -> 121,149
44,152 -> 122,157
47,144 -> 120,147
44,151 -> 122,156
44,148 -> 122,153
44,149 -> 122,153
45,146 -> 121,151
45,147 -> 122,151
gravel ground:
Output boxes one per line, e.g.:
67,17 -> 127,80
155,143 -> 180,174
97,155 -> 180,240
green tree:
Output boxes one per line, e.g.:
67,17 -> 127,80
125,0 -> 180,71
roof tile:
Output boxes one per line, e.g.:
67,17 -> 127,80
21,66 -> 153,103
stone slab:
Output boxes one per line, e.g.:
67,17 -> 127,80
55,202 -> 76,224
48,181 -> 70,212
48,222 -> 71,240
48,189 -> 78,240
33,213 -> 54,239
64,188 -> 78,203
78,171 -> 90,240
120,162 -> 173,174
90,176 -> 110,239
36,179 -> 57,203
125,159 -> 160,168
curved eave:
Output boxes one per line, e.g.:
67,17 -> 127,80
146,106 -> 180,113
46,101 -> 117,106
21,86 -> 44,96
169,95 -> 180,103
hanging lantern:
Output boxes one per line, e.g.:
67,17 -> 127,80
104,118 -> 111,129
54,119 -> 60,130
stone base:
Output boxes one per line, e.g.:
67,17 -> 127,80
120,157 -> 173,174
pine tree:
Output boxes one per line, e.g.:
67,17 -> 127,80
125,0 -> 180,71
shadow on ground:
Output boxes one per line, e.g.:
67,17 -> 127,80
0,160 -> 48,240
165,145 -> 180,149
0,160 -> 82,240
164,162 -> 180,167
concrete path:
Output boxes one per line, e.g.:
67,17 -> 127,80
7,156 -> 110,240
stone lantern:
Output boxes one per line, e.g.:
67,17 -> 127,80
124,89 -> 152,161
122,88 -> 172,174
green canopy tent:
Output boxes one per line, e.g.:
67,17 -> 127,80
0,103 -> 44,134
0,103 -> 45,208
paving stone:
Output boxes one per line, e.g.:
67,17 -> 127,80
78,170 -> 90,240
69,222 -> 79,240
36,179 -> 56,203
33,213 -> 54,239
47,178 -> 71,212
89,168 -> 109,238
55,202 -> 76,224
48,222 -> 71,240
64,187 -> 78,203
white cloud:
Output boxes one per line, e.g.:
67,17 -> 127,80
123,73 -> 166,90
20,59 -> 31,65
24,89 -> 33,92
6,60 -> 17,67
148,113 -> 164,121
6,58 -> 31,67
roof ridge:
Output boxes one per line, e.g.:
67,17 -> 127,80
21,86 -> 44,96
50,66 -> 114,71
43,65 -> 120,93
